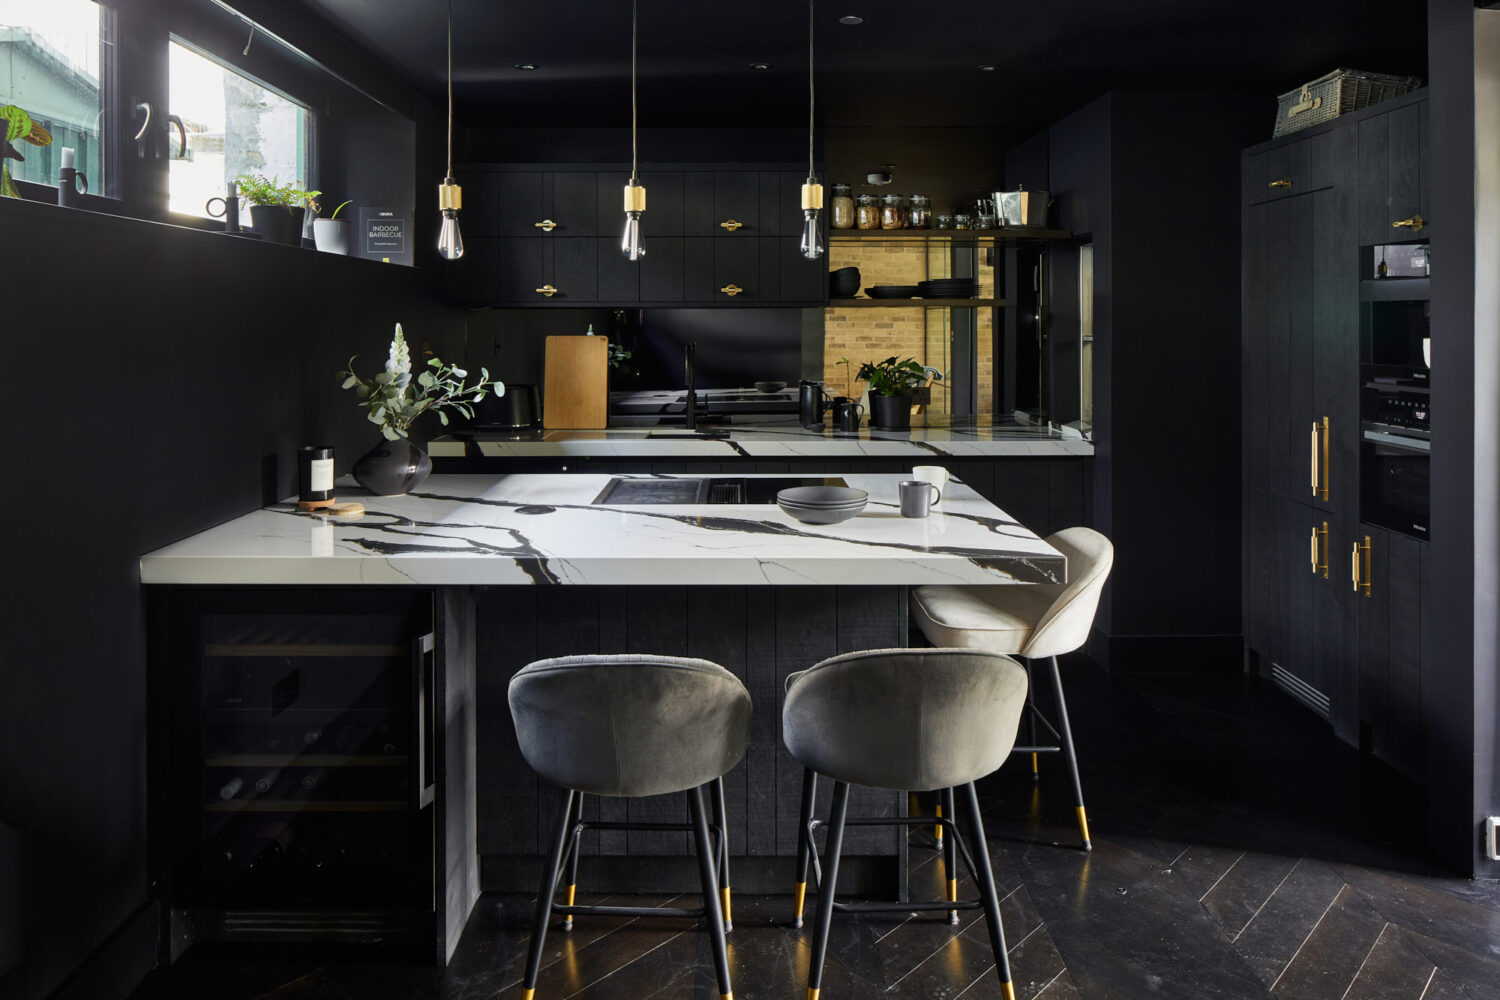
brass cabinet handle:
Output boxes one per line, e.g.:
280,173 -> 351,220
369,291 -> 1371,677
1269,179 -> 1293,189
1310,522 -> 1329,578
1310,421 -> 1320,496
535,284 -> 558,297
1310,416 -> 1330,501
1320,416 -> 1330,502
535,219 -> 558,231
1392,214 -> 1425,233
1352,535 -> 1372,597
719,219 -> 744,231
720,283 -> 744,296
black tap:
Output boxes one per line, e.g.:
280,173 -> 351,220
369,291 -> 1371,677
684,341 -> 697,431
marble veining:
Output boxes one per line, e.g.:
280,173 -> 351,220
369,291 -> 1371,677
140,473 -> 1066,587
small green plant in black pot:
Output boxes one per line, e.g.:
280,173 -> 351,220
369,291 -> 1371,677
840,355 -> 926,430
235,172 -> 319,247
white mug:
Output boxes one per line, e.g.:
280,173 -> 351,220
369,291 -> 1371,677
911,465 -> 950,507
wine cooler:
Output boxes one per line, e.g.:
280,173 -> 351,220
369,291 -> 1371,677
152,588 -> 449,954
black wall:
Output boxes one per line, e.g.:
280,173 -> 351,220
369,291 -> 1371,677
0,201 -> 463,999
1007,92 -> 1264,668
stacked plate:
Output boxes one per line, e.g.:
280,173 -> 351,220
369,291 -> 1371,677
918,278 -> 977,299
776,485 -> 869,524
865,285 -> 921,299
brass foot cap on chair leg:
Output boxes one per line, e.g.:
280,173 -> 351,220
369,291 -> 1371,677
807,990 -> 820,1000
1002,981 -> 1016,1000
1076,806 -> 1092,849
522,990 -> 536,1000
792,880 -> 807,927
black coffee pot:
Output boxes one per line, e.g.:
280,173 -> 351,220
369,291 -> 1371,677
799,380 -> 830,429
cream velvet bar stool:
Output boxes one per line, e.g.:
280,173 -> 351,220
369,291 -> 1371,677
508,655 -> 751,1000
911,526 -> 1114,851
785,648 -> 1030,1000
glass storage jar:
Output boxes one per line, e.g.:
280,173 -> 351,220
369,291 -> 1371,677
881,193 -> 907,229
855,193 -> 880,230
830,184 -> 855,229
953,213 -> 972,230
907,194 -> 932,229
934,214 -> 953,230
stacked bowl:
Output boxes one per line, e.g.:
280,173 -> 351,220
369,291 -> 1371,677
830,267 -> 861,298
917,277 -> 977,299
776,485 -> 869,524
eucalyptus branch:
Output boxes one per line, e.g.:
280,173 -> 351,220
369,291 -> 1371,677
341,324 -> 503,440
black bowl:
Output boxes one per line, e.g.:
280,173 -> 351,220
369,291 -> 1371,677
754,380 -> 788,393
866,285 -> 921,299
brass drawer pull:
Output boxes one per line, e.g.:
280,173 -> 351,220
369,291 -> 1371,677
535,284 -> 558,297
535,219 -> 558,231
1320,416 -> 1330,502
1352,535 -> 1372,597
1310,416 -> 1330,501
719,219 -> 744,231
1392,214 -> 1425,233
720,283 -> 743,297
1310,522 -> 1328,578
1269,179 -> 1293,189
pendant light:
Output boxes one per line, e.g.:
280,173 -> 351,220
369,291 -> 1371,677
800,0 -> 824,259
621,0 -> 646,260
437,0 -> 464,261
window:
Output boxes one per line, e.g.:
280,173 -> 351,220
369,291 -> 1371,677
167,39 -> 310,220
0,0 -> 113,194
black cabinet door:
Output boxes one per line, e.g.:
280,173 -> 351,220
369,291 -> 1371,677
1358,103 -> 1426,245
603,170 -> 685,237
713,172 -> 761,235
1244,150 -> 1269,206
548,172 -> 599,236
712,237 -> 760,301
761,171 -> 785,235
1243,199 -> 1273,491
597,237 -> 640,304
779,238 -> 826,303
1245,487 -> 1290,668
640,236 -> 685,302
546,238 -> 598,303
1255,130 -> 1334,204
1358,525 -> 1425,778
449,237 -> 499,303
1262,199 -> 1294,501
498,238 -> 546,302
1285,509 -> 1358,736
489,172 -> 546,236
683,172 -> 716,234
682,237 -> 714,301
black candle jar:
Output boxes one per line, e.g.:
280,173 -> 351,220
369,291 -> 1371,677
298,446 -> 336,508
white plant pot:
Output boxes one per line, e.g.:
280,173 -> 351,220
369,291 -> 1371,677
313,218 -> 350,255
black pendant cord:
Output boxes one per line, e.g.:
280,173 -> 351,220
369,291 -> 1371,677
445,0 -> 454,180
630,0 -> 639,185
807,0 -> 814,181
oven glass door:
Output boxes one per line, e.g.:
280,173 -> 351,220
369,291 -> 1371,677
1360,432 -> 1430,539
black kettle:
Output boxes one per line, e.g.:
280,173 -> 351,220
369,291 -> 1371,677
799,380 -> 830,429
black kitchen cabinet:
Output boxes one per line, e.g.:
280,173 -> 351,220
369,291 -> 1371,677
463,170 -> 599,237
1286,509 -> 1360,741
1358,100 -> 1429,245
1245,127 -> 1336,205
640,236 -> 686,302
452,237 -> 597,305
1357,524 -> 1426,779
712,171 -> 762,235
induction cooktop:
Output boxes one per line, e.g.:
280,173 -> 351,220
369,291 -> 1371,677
590,476 -> 849,505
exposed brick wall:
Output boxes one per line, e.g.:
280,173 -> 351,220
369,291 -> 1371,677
823,239 -> 995,414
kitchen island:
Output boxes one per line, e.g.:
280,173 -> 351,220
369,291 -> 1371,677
140,473 -> 1065,960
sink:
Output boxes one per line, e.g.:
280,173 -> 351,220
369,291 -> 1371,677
591,476 -> 849,505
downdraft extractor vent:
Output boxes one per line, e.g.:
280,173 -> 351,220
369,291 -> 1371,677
1269,664 -> 1331,720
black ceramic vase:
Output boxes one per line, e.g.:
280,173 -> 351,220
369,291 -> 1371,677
352,437 -> 432,495
869,393 -> 913,431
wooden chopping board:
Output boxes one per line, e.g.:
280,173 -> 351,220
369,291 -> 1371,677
543,335 -> 609,429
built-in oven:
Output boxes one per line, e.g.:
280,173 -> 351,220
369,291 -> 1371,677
1360,382 -> 1429,539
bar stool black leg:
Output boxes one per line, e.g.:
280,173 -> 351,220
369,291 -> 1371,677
792,767 -> 817,928
941,786 -> 959,924
712,776 -> 732,932
1048,655 -> 1091,850
806,780 -> 850,1000
522,788 -> 577,1000
561,792 -> 584,932
960,782 -> 1015,1000
689,784 -> 734,1000
1024,658 -> 1039,780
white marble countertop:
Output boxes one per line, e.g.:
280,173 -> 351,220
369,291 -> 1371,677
428,417 -> 1094,460
140,473 -> 1066,587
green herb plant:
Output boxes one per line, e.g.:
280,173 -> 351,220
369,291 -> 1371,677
838,355 -> 928,397
340,324 -> 504,441
1,104 -> 53,199
328,200 -> 352,220
234,172 -> 320,213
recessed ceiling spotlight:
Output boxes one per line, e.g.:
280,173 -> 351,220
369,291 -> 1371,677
748,62 -> 771,70
838,15 -> 863,25
978,64 -> 996,72
514,62 -> 537,71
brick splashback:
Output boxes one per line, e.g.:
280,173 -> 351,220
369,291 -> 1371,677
823,239 -> 995,414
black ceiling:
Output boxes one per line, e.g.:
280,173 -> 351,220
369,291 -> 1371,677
295,0 -> 1428,138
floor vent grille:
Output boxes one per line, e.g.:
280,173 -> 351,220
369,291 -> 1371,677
1269,664 -> 1331,719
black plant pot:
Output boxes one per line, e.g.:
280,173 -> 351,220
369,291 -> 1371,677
248,205 -> 306,247
353,437 -> 432,495
869,393 -> 913,431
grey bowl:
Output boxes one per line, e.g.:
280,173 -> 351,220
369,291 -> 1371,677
754,380 -> 788,393
778,499 -> 866,524
777,486 -> 869,507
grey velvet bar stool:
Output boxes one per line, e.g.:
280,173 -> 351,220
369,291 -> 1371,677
911,526 -> 1114,850
784,648 -> 1030,1000
508,654 -> 751,1000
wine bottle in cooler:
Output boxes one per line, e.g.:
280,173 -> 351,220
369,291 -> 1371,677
253,769 -> 282,795
217,776 -> 244,800
246,821 -> 295,876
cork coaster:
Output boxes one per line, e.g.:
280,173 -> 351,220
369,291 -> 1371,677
309,502 -> 365,518
297,498 -> 336,510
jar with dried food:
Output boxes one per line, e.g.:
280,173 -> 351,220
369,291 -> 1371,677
881,193 -> 907,230
830,184 -> 855,230
952,213 -> 972,230
908,194 -> 932,229
855,193 -> 880,230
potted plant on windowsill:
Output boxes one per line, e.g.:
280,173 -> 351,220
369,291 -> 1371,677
313,199 -> 352,254
235,172 -> 319,247
841,355 -> 928,431
340,323 -> 504,495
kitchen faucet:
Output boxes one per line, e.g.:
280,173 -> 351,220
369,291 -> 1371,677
684,341 -> 697,431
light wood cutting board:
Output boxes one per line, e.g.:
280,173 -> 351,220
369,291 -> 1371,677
543,335 -> 609,429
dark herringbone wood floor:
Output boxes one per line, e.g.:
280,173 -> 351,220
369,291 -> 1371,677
134,660 -> 1500,1000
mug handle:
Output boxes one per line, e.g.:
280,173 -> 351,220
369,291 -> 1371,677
926,483 -> 942,504
205,196 -> 227,218
74,171 -> 88,196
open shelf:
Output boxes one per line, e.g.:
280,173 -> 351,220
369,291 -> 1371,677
828,298 -> 1004,308
830,228 -> 1075,246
